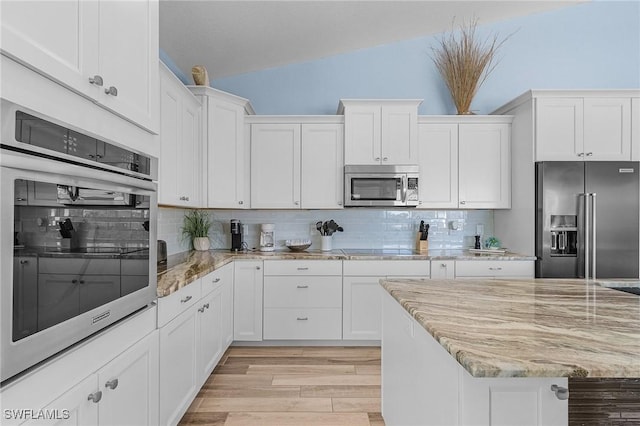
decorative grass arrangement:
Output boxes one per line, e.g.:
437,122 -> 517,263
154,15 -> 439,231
431,19 -> 510,115
181,210 -> 212,247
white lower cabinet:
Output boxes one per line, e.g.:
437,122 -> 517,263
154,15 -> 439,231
343,260 -> 430,340
382,291 -> 567,426
233,261 -> 264,341
455,260 -> 534,279
430,260 -> 455,279
1,307 -> 158,426
263,260 -> 343,340
158,265 -> 234,426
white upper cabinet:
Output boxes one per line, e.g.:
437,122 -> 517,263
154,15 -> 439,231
418,117 -> 512,210
1,0 -> 159,133
340,100 -> 421,165
301,123 -> 344,209
458,123 -> 511,209
251,123 -> 301,209
158,63 -> 201,207
249,117 -> 345,209
535,93 -> 633,161
189,87 -> 254,209
417,122 -> 459,208
633,98 -> 640,161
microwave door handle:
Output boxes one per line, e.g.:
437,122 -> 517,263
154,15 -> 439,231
401,176 -> 407,203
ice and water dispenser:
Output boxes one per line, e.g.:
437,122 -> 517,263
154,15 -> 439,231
549,215 -> 577,257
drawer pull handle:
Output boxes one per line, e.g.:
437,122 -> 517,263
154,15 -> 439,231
489,267 -> 503,271
297,317 -> 308,321
181,295 -> 193,303
105,379 -> 118,390
440,263 -> 447,268
551,384 -> 569,400
87,391 -> 102,403
297,285 -> 309,289
212,278 -> 221,283
297,267 -> 309,271
203,303 -> 210,309
198,306 -> 205,313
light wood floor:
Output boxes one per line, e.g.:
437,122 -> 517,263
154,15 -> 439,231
179,346 -> 384,426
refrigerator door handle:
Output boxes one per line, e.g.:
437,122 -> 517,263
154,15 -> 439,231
580,193 -> 590,280
592,193 -> 597,280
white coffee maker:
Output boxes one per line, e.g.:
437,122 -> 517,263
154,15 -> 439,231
259,223 -> 275,252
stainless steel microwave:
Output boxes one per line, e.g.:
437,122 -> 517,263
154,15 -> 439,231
344,164 -> 419,207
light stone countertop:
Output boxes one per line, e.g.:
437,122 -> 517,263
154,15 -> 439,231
156,248 -> 535,297
380,278 -> 640,378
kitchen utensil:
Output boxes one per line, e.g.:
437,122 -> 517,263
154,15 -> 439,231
424,224 -> 429,240
316,221 -> 323,235
285,239 -> 312,252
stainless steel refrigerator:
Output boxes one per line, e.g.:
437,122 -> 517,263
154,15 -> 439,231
535,162 -> 639,279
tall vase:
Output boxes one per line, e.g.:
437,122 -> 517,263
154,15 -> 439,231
193,237 -> 210,251
321,236 -> 332,252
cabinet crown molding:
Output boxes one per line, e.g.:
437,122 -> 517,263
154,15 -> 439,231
418,115 -> 513,124
187,85 -> 255,115
337,99 -> 423,114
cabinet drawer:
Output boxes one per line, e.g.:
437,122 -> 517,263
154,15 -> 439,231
39,257 -> 120,275
263,308 -> 342,340
157,280 -> 202,327
264,260 -> 342,276
343,260 -> 430,277
455,261 -> 533,277
201,263 -> 233,295
264,276 -> 342,308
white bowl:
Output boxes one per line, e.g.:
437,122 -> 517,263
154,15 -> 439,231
285,239 -> 312,252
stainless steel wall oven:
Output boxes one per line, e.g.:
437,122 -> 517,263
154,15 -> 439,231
1,100 -> 158,383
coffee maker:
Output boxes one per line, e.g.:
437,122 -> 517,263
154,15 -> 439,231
259,223 -> 275,252
230,219 -> 243,251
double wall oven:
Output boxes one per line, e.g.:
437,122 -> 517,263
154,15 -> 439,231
1,100 -> 158,382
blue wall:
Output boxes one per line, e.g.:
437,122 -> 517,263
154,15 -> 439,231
183,1 -> 639,115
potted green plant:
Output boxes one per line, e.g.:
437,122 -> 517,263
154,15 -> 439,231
181,210 -> 212,251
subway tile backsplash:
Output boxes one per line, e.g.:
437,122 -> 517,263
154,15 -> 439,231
158,207 -> 494,255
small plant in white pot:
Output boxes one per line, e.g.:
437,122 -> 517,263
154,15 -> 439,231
181,210 -> 212,251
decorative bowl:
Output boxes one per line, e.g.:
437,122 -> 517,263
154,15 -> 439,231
285,239 -> 312,252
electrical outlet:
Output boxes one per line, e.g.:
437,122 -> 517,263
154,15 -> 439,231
476,224 -> 484,235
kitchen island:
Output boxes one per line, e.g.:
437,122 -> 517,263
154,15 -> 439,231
380,278 -> 640,426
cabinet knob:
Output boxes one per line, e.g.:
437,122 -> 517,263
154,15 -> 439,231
20,260 -> 29,265
577,153 -> 585,157
198,306 -> 206,313
72,279 -> 78,284
337,202 -> 343,206
87,391 -> 103,403
213,277 -> 221,283
586,152 -> 593,157
88,75 -> 104,86
256,266 -> 261,270
105,379 -> 119,390
180,295 -> 193,303
16,198 -> 26,202
550,384 -> 569,400
440,263 -> 447,268
238,201 -> 244,205
459,201 -> 466,205
383,157 -> 388,161
104,86 -> 118,96
294,201 -> 299,206
375,157 -> 381,161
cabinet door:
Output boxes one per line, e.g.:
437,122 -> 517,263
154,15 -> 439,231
14,179 -> 29,205
13,257 -> 38,340
430,260 -> 455,279
633,98 -> 640,161
1,1 -> 99,100
233,261 -> 263,341
417,123 -> 458,208
458,123 -> 511,209
583,97 -> 631,161
158,66 -> 201,207
37,274 -> 80,331
78,275 -> 121,312
159,306 -> 199,426
301,123 -> 344,209
343,276 -> 383,340
220,267 -> 235,349
535,97 -> 584,161
22,374 -> 99,426
381,104 -> 418,164
207,98 -> 247,208
250,124 -> 301,208
196,287 -> 223,384
95,0 -> 158,131
98,331 -> 159,426
344,104 -> 381,165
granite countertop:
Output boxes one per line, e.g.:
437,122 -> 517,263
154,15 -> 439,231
380,278 -> 640,379
156,249 -> 535,298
